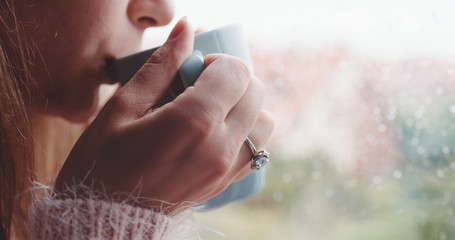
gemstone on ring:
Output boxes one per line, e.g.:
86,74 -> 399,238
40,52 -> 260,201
245,137 -> 270,170
251,150 -> 270,170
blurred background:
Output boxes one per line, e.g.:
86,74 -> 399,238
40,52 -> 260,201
144,0 -> 455,239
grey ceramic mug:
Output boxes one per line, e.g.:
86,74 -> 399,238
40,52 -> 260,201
108,25 -> 265,210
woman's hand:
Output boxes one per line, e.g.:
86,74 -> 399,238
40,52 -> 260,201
55,18 -> 274,213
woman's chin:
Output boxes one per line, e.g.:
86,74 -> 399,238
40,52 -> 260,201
32,84 -> 119,123
54,84 -> 118,123
33,92 -> 99,124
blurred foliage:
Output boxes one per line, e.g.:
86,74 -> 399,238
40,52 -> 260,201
197,145 -> 455,240
195,48 -> 455,240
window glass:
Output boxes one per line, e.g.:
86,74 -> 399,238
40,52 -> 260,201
146,1 -> 455,239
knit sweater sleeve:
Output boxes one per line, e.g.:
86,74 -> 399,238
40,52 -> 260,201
29,198 -> 199,240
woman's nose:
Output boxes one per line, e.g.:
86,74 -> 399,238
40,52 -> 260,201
127,0 -> 174,30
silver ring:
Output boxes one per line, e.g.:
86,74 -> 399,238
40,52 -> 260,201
245,137 -> 270,170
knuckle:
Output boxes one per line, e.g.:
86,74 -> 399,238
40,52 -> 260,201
188,113 -> 214,139
177,100 -> 218,139
204,157 -> 231,183
200,142 -> 238,184
232,57 -> 252,79
220,56 -> 252,80
260,110 -> 275,137
218,143 -> 238,163
175,90 -> 225,138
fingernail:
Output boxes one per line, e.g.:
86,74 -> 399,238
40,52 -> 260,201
168,17 -> 188,40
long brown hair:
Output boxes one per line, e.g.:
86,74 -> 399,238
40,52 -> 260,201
0,0 -> 35,238
0,1 -> 116,238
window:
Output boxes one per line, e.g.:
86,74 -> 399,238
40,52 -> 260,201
146,0 -> 455,239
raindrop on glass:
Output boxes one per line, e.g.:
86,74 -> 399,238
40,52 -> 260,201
393,170 -> 403,179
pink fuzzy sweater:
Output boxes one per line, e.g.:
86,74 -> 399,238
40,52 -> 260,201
29,198 -> 198,240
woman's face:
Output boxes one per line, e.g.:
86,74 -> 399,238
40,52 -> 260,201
19,0 -> 174,122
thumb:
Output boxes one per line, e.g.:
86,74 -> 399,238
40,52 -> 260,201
117,18 -> 194,118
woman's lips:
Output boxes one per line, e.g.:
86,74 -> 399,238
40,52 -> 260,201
105,48 -> 157,86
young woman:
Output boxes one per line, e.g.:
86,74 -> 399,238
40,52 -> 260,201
0,0 -> 274,239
